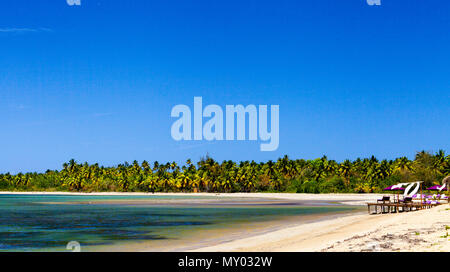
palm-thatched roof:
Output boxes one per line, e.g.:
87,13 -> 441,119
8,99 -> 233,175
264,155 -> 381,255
443,176 -> 450,190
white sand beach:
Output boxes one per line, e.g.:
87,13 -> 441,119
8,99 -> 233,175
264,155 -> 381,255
191,202 -> 450,252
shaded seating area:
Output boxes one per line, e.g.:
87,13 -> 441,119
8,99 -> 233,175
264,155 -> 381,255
367,181 -> 447,215
367,201 -> 438,214
425,184 -> 449,204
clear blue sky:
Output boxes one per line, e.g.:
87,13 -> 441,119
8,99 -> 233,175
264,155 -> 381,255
1,0 -> 449,173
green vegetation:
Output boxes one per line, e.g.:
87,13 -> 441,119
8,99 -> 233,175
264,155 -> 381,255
0,150 -> 448,193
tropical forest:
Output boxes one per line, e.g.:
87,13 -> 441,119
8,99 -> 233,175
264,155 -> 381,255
0,150 -> 449,193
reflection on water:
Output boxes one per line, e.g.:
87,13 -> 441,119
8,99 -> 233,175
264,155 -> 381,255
0,194 -> 357,251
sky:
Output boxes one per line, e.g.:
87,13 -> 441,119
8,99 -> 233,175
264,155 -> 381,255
0,0 -> 449,173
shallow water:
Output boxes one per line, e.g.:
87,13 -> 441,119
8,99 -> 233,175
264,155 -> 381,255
0,194 -> 359,252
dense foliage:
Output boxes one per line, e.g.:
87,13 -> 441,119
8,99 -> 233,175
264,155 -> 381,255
0,150 -> 449,193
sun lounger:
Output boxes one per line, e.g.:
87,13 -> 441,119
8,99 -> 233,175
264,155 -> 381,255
377,196 -> 390,203
403,197 -> 413,202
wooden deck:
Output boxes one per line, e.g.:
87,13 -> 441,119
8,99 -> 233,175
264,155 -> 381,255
367,202 -> 439,215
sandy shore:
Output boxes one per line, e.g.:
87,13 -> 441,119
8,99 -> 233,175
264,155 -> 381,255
191,204 -> 450,252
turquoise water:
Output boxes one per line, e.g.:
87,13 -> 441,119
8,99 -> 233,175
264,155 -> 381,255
0,194 -> 358,252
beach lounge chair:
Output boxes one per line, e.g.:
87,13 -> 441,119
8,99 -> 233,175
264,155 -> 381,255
377,196 -> 390,203
401,197 -> 413,203
399,197 -> 414,212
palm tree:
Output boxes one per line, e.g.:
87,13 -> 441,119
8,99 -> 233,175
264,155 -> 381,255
394,157 -> 411,172
339,160 -> 352,188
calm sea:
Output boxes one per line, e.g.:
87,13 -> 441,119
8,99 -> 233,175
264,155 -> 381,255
0,194 -> 359,251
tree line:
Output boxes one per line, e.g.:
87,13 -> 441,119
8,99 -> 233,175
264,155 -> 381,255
0,150 -> 448,193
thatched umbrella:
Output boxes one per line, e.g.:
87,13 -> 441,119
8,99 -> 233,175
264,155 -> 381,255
443,176 -> 450,188
443,176 -> 450,198
427,185 -> 448,191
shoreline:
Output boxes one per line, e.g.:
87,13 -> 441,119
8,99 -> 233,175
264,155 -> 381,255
0,191 -> 384,206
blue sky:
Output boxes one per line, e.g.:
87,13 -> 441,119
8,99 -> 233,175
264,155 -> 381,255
1,0 -> 449,173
